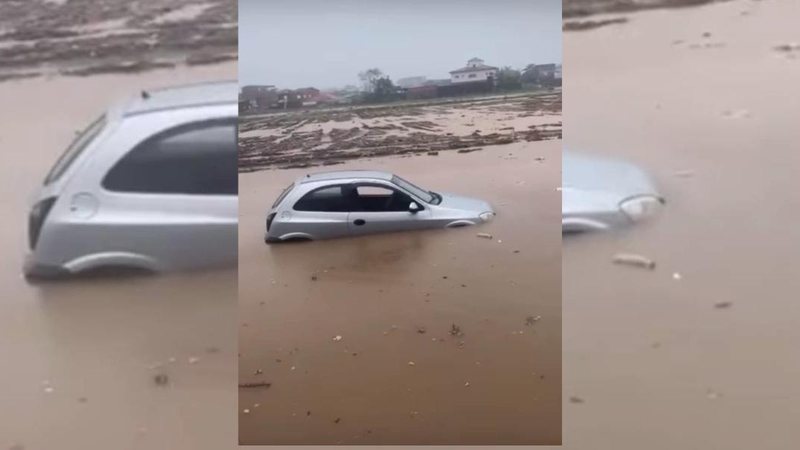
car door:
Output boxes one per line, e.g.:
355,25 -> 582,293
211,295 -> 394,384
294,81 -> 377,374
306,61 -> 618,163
287,184 -> 351,239
347,183 -> 432,237
98,118 -> 238,271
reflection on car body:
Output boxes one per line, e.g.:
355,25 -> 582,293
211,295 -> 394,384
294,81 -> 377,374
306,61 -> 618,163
562,150 -> 664,233
25,81 -> 238,279
266,170 -> 494,242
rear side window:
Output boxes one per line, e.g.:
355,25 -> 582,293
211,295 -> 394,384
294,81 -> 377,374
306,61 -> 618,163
45,114 -> 106,185
103,119 -> 237,195
294,185 -> 351,212
272,183 -> 295,208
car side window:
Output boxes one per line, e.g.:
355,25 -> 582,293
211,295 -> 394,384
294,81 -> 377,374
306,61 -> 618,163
354,184 -> 416,212
103,119 -> 237,195
294,185 -> 351,212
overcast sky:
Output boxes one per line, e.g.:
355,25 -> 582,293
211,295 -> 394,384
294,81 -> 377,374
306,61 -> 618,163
239,0 -> 561,89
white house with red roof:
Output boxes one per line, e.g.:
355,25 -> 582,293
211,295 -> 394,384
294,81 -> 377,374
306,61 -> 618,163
449,58 -> 498,84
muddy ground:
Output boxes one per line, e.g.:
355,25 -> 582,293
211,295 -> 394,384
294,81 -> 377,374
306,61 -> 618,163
560,0 -> 800,449
238,141 -> 562,445
0,0 -> 236,81
238,91 -> 562,172
563,0 -> 729,30
0,64 -> 238,450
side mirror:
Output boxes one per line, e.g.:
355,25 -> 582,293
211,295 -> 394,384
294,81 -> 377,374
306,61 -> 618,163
409,202 -> 420,214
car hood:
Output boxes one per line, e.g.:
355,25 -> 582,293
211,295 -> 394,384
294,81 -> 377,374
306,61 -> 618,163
435,192 -> 493,213
563,151 -> 660,203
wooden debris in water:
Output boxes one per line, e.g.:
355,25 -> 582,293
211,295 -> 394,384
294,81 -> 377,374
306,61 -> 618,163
612,253 -> 656,270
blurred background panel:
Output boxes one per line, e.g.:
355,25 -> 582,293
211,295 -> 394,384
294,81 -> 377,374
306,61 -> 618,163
0,1 -> 239,449
560,0 -> 800,449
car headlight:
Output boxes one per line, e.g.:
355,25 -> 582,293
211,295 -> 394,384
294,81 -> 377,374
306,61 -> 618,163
479,211 -> 495,222
619,195 -> 663,222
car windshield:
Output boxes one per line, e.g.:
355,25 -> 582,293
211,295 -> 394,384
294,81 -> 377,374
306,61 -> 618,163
272,182 -> 295,208
391,175 -> 439,204
44,114 -> 106,185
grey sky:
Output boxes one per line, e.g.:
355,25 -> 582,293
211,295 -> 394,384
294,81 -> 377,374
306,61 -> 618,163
239,0 -> 562,89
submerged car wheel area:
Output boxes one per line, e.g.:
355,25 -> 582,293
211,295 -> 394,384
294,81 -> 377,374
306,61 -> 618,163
265,171 -> 495,243
24,81 -> 238,279
562,150 -> 665,233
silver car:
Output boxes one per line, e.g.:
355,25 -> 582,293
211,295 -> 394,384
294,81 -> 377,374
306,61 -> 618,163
266,171 -> 494,242
25,81 -> 238,278
562,151 -> 664,232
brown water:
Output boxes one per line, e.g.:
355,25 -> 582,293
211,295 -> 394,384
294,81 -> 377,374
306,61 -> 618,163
238,141 -> 562,445
0,64 -> 238,450
561,0 -> 800,448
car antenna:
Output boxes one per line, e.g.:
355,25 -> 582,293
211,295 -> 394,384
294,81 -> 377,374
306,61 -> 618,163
141,90 -> 150,99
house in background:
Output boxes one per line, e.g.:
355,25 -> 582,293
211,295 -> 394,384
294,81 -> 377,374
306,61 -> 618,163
397,76 -> 427,88
240,85 -> 277,111
449,58 -> 498,84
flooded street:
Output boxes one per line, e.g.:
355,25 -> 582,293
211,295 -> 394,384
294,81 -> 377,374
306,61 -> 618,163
0,64 -> 238,449
561,0 -> 800,448
239,141 -> 562,444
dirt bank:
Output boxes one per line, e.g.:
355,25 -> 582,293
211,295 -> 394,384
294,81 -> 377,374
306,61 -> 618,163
238,91 -> 562,172
238,141 -> 562,445
0,0 -> 236,81
560,0 -> 800,448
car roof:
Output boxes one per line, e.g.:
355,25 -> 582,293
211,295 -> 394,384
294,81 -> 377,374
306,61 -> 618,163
297,170 -> 394,184
121,80 -> 237,117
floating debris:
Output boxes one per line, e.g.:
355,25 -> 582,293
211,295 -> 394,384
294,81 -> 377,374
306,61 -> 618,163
525,315 -> 542,326
188,356 -> 200,364
408,361 -> 416,366
416,326 -> 427,334
334,417 -> 341,424
476,233 -> 493,239
254,369 -> 263,375
450,323 -> 464,337
243,409 -> 250,414
569,396 -> 585,404
706,388 -> 722,400
153,374 -> 169,386
311,274 -> 318,281
612,253 -> 656,270
672,272 -> 682,280
721,109 -> 751,119
464,381 -> 470,387
332,335 -> 343,342
238,382 -> 272,389
714,301 -> 732,309
674,169 -> 695,178
774,43 -> 800,53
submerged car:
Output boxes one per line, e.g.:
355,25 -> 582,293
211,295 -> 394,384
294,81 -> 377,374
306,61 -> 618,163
562,151 -> 664,232
266,170 -> 494,242
25,81 -> 238,278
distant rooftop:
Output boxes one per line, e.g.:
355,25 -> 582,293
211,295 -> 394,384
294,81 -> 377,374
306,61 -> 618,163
450,58 -> 498,74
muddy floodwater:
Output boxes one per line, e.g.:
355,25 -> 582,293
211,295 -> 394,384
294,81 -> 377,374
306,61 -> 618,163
238,141 -> 562,445
0,64 -> 237,449
561,0 -> 800,448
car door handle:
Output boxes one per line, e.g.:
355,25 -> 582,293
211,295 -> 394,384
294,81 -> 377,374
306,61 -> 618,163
354,219 -> 366,226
